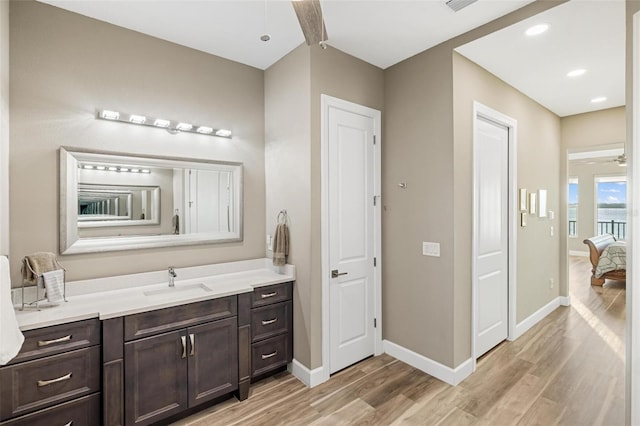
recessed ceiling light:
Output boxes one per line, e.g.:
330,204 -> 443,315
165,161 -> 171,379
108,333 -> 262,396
591,96 -> 607,103
525,23 -> 549,37
567,69 -> 587,78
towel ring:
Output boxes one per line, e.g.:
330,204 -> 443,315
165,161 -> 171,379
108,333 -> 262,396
277,210 -> 288,225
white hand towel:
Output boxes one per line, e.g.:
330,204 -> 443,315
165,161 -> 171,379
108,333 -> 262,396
0,256 -> 24,365
42,269 -> 65,304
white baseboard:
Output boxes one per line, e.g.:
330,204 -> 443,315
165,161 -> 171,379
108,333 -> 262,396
383,340 -> 473,386
288,359 -> 328,388
559,295 -> 571,306
569,250 -> 589,257
513,296 -> 563,340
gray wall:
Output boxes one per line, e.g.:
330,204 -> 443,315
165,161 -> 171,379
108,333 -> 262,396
0,0 -> 8,256
9,1 -> 265,285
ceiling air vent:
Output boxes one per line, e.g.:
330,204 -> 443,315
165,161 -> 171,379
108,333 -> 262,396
446,0 -> 478,12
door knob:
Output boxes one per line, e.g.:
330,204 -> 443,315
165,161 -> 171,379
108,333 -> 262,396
331,270 -> 348,278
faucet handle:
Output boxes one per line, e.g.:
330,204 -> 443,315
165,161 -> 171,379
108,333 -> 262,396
168,266 -> 177,276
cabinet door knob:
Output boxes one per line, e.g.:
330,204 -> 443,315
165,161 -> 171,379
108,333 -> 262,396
181,336 -> 187,359
189,334 -> 195,356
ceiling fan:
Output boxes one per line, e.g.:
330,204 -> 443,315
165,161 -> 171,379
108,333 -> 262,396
613,152 -> 627,166
291,0 -> 328,48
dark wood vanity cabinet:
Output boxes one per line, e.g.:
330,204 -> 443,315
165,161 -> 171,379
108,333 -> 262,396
103,296 -> 239,426
250,282 -> 293,380
0,319 -> 101,425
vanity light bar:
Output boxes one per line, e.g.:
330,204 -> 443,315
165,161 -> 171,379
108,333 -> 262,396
79,163 -> 151,174
97,109 -> 232,139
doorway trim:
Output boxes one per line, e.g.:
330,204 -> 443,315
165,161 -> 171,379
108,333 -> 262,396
320,94 -> 382,382
471,101 -> 518,371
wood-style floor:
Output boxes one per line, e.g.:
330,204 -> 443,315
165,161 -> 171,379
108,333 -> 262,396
173,256 -> 626,425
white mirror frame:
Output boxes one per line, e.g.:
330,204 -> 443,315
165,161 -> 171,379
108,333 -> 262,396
60,147 -> 243,254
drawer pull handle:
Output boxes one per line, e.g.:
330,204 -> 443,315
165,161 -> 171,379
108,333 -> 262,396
37,372 -> 72,387
262,318 -> 278,326
189,334 -> 195,356
181,336 -> 187,359
261,351 -> 278,360
64,422 -> 73,426
261,292 -> 277,299
38,335 -> 72,347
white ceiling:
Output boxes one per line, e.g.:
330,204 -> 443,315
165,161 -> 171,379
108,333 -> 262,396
39,0 -> 534,70
37,0 -> 625,117
456,0 -> 625,117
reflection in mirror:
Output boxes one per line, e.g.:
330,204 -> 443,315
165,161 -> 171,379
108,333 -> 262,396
60,147 -> 243,254
77,184 -> 160,227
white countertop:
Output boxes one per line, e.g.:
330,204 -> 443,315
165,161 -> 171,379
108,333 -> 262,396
14,258 -> 295,331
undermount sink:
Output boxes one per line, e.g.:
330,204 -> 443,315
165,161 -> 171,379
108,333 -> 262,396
144,283 -> 213,298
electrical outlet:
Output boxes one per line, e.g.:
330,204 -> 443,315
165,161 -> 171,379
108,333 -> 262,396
266,234 -> 272,251
422,242 -> 440,257
549,278 -> 554,289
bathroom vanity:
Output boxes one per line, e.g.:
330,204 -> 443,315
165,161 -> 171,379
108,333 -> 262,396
2,259 -> 294,426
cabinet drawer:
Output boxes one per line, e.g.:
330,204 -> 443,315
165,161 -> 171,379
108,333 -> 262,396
0,347 -> 101,420
251,334 -> 291,378
251,301 -> 292,343
9,319 -> 100,365
0,393 -> 100,426
251,282 -> 292,308
124,296 -> 237,341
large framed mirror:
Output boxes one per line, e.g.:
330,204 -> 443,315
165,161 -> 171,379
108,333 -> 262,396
60,147 -> 243,254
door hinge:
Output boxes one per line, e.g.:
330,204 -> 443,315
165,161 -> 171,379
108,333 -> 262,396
373,196 -> 377,206
374,257 -> 377,267
373,135 -> 377,145
374,318 -> 377,328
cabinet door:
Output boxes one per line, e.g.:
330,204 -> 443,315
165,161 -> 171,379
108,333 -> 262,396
124,330 -> 188,426
187,317 -> 238,407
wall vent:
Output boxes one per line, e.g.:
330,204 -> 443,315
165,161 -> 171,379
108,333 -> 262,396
445,0 -> 478,12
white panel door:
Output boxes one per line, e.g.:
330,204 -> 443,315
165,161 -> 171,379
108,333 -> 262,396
328,105 -> 375,374
474,116 -> 509,358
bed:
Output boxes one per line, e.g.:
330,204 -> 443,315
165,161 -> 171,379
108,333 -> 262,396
583,234 -> 626,286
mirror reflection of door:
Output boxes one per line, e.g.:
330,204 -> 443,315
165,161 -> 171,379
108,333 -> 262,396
184,169 -> 233,234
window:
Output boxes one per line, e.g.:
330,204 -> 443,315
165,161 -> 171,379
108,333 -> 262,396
568,178 -> 578,237
595,176 -> 627,240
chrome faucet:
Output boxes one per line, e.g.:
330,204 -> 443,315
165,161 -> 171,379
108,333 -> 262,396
168,267 -> 177,287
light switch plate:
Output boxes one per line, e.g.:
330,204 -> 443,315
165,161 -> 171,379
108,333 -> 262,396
422,242 -> 440,257
266,234 -> 272,251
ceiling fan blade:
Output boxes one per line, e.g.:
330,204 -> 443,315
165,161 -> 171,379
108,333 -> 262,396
291,0 -> 327,46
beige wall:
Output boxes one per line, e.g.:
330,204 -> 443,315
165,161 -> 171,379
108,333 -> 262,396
383,0 -> 564,368
0,0 -> 8,256
309,45 -> 384,368
264,44 -> 313,368
9,1 -> 265,285
265,44 -> 384,370
453,52 -> 561,346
